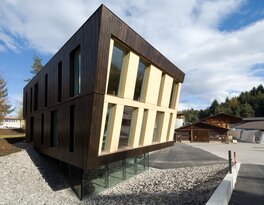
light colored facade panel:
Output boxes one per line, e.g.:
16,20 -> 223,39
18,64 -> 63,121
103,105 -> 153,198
141,65 -> 162,105
158,74 -> 173,107
105,39 -> 114,91
173,83 -> 182,110
119,52 -> 139,99
106,104 -> 124,152
168,113 -> 177,141
128,107 -> 144,148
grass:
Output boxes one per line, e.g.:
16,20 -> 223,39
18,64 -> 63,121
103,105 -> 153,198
0,135 -> 25,139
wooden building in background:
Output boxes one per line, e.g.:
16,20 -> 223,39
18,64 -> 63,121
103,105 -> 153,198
23,5 -> 184,199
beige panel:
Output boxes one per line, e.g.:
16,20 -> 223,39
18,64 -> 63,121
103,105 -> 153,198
158,74 -> 173,107
106,104 -> 124,152
105,39 -> 114,91
140,109 -> 157,146
119,52 -> 139,99
98,102 -> 109,155
173,83 -> 182,110
159,112 -> 170,142
141,65 -> 162,105
128,107 -> 144,148
168,113 -> 177,141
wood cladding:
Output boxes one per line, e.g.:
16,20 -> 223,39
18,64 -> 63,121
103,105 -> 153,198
23,5 -> 184,170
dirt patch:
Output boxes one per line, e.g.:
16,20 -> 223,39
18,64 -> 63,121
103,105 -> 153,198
0,128 -> 25,136
0,139 -> 21,157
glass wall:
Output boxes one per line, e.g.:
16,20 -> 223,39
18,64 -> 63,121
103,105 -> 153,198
169,80 -> 177,108
107,43 -> 127,96
133,60 -> 147,101
118,106 -> 136,149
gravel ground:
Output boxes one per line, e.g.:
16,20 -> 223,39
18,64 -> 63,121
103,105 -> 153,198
0,142 -> 228,205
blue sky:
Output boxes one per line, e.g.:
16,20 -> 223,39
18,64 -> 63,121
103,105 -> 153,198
0,0 -> 264,115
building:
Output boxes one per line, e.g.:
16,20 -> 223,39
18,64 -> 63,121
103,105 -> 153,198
23,5 -> 185,199
175,113 -> 241,142
175,112 -> 185,129
0,117 -> 23,129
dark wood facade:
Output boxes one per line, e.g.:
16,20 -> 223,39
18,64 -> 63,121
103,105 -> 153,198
23,5 -> 184,170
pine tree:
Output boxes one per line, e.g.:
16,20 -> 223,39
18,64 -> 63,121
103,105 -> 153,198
0,75 -> 13,121
24,56 -> 43,82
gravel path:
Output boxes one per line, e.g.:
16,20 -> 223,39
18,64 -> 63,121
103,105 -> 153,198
0,142 -> 228,205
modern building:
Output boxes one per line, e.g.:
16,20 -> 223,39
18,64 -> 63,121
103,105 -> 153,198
23,5 -> 184,199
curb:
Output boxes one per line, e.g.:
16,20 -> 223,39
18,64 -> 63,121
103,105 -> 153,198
206,162 -> 241,205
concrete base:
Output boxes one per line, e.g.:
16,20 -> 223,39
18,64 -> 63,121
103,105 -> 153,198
206,163 -> 241,205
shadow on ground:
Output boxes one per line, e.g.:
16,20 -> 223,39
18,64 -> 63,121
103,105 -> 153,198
15,142 -> 70,191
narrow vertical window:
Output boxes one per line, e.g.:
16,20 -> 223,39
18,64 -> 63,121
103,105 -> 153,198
152,112 -> 163,143
134,60 -> 147,101
58,61 -> 62,102
166,113 -> 173,141
169,80 -> 177,109
139,109 -> 148,145
70,46 -> 81,97
30,87 -> 32,113
34,83 -> 39,111
119,106 -> 135,148
30,117 -> 34,142
101,104 -> 114,152
25,92 -> 28,114
41,113 -> 44,145
45,74 -> 48,107
69,105 -> 75,152
50,111 -> 58,147
107,43 -> 127,96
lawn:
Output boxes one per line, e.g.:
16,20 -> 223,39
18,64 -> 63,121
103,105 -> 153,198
0,135 -> 25,139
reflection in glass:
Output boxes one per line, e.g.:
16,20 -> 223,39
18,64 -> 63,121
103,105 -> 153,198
169,80 -> 177,108
107,44 -> 126,96
102,104 -> 114,152
133,60 -> 146,101
152,112 -> 163,143
119,106 -> 136,148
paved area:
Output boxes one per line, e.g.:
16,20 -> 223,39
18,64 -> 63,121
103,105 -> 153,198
189,142 -> 264,165
149,143 -> 226,169
229,164 -> 264,205
189,142 -> 264,204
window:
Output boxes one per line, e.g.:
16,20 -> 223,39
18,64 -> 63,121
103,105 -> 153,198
25,92 -> 28,114
169,80 -> 177,108
107,43 -> 127,96
139,109 -> 148,145
133,60 -> 147,101
50,111 -> 58,147
101,104 -> 114,152
34,83 -> 39,111
41,114 -> 44,145
58,61 -> 62,102
30,87 -> 32,113
152,112 -> 163,143
119,106 -> 136,148
30,117 -> 34,142
69,105 -> 75,152
45,74 -> 48,107
166,113 -> 173,141
70,46 -> 81,97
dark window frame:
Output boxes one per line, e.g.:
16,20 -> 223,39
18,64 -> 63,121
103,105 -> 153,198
58,61 -> 62,102
70,46 -> 81,97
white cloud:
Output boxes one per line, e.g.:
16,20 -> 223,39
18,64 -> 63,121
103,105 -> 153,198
1,0 -> 264,110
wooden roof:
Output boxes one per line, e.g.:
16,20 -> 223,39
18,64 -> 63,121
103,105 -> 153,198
234,121 -> 264,131
175,122 -> 229,132
201,113 -> 242,124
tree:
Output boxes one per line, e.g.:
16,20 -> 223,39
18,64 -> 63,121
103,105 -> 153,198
208,99 -> 219,115
0,75 -> 14,121
24,56 -> 43,82
240,103 -> 255,118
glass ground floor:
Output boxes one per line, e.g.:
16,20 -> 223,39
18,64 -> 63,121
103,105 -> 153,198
60,153 -> 149,200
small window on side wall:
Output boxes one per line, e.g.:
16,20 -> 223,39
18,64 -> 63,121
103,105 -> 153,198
107,43 -> 127,96
70,46 -> 81,97
169,80 -> 177,109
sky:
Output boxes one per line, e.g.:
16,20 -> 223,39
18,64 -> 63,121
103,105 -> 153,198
0,0 -> 264,115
